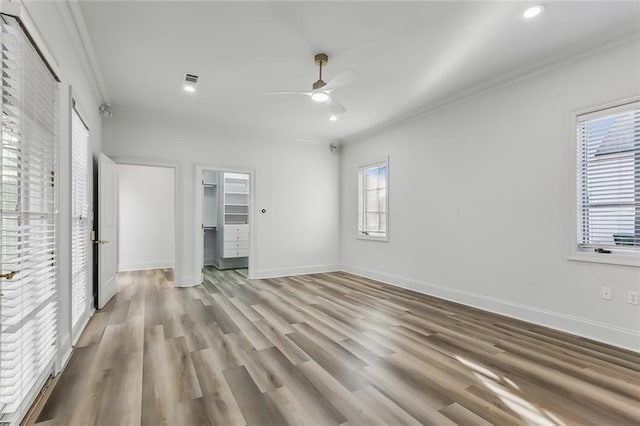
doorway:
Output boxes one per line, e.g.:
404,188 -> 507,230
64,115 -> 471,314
196,167 -> 254,282
116,164 -> 176,279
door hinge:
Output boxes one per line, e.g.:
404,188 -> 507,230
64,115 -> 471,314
50,170 -> 55,187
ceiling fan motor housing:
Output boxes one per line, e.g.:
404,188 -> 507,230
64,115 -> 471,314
313,79 -> 326,90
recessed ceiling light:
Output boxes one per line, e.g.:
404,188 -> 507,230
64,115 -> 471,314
329,115 -> 338,122
311,92 -> 329,103
521,4 -> 545,20
183,85 -> 196,93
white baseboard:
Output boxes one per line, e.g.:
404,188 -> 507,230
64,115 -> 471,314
56,333 -> 72,374
176,275 -> 198,287
177,264 -> 339,286
56,307 -> 97,374
118,260 -> 174,272
253,264 -> 340,279
72,308 -> 95,346
340,264 -> 640,353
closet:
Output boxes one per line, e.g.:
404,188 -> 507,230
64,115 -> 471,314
202,171 -> 249,270
203,171 -> 218,266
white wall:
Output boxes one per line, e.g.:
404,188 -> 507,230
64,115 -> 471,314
103,114 -> 340,284
20,1 -> 105,369
340,39 -> 640,351
117,164 -> 175,272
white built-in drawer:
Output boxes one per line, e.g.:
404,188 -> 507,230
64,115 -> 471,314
224,248 -> 249,258
224,224 -> 248,234
224,232 -> 248,242
224,241 -> 249,250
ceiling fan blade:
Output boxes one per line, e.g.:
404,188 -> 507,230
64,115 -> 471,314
327,96 -> 347,116
322,69 -> 359,92
263,91 -> 311,96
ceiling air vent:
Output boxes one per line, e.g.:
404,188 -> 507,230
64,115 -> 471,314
183,73 -> 199,92
185,73 -> 199,84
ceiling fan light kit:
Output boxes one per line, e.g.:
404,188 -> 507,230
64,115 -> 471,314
311,92 -> 329,102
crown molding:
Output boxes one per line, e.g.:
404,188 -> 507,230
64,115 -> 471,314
51,0 -> 109,105
343,31 -> 640,144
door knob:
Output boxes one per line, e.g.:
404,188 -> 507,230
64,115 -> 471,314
0,271 -> 18,280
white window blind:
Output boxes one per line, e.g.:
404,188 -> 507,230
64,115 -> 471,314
577,101 -> 639,253
0,14 -> 59,425
358,160 -> 388,239
71,106 -> 88,329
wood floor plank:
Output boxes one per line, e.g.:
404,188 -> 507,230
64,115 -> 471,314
288,328 -> 370,391
264,386 -> 328,426
223,332 -> 284,393
256,346 -> 347,425
223,365 -> 286,426
253,318 -> 310,364
197,323 -> 244,371
251,303 -> 296,334
175,397 -> 214,426
68,321 -> 143,426
75,311 -> 110,348
180,312 -> 211,352
189,354 -> 246,426
30,268 -> 640,426
35,344 -> 99,424
296,360 -> 386,426
361,361 -> 461,425
141,324 -> 177,426
354,385 -> 422,426
439,403 -> 494,426
164,336 -> 203,401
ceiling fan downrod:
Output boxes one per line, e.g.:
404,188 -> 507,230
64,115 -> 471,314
313,53 -> 328,90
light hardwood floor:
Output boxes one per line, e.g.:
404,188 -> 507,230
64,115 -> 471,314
27,268 -> 640,425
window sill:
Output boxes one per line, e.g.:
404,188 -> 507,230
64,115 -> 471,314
568,252 -> 640,267
357,234 -> 388,242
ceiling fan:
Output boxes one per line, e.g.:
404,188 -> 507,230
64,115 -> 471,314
264,53 -> 357,120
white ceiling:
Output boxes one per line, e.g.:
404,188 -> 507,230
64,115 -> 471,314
78,1 -> 640,142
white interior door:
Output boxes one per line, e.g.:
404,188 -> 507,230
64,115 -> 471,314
98,154 -> 117,308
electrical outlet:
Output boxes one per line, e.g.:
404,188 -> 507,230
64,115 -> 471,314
601,286 -> 612,300
628,291 -> 639,305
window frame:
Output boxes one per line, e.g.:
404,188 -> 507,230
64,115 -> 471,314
357,158 -> 389,242
569,97 -> 640,267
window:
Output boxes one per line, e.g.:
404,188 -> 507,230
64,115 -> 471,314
0,14 -> 59,424
71,105 -> 89,329
576,100 -> 639,255
358,159 -> 388,240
